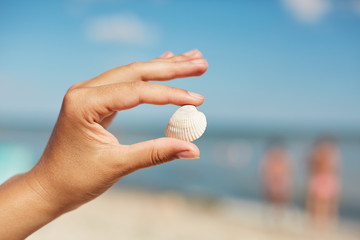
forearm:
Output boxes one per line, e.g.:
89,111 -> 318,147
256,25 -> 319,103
0,172 -> 60,240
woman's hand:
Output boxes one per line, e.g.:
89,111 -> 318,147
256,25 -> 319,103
0,49 -> 208,239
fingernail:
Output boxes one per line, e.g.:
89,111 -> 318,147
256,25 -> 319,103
191,59 -> 207,64
188,91 -> 205,99
177,150 -> 199,159
183,49 -> 198,56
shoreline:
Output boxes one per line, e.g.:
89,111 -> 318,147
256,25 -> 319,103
28,188 -> 360,240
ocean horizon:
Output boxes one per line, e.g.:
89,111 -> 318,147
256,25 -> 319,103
1,123 -> 360,221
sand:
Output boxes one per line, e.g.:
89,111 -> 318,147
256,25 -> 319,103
28,188 -> 360,240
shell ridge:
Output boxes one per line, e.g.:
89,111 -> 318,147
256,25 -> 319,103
165,105 -> 207,142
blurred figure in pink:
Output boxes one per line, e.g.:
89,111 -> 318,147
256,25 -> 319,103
307,137 -> 341,228
261,142 -> 293,211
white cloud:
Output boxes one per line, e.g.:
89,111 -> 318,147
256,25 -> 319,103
86,13 -> 161,45
282,0 -> 331,23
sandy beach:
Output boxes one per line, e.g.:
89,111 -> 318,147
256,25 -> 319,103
28,188 -> 360,240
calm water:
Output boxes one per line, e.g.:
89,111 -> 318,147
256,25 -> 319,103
1,126 -> 360,221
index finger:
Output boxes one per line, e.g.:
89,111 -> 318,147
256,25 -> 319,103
82,81 -> 205,122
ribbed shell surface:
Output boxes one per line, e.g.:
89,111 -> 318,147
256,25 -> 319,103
165,105 -> 207,142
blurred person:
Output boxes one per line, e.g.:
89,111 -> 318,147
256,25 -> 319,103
260,142 -> 293,215
0,49 -> 208,240
307,137 -> 341,228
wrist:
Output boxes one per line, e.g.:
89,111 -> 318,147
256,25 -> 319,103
0,171 -> 62,239
24,170 -> 66,217
25,162 -> 81,216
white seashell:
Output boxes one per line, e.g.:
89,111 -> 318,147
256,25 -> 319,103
165,105 -> 207,142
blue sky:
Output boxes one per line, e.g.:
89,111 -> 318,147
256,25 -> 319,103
1,0 -> 360,129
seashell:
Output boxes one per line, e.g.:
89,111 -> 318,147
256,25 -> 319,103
165,105 -> 207,142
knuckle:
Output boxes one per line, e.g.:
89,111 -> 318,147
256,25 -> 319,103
68,82 -> 82,91
129,80 -> 143,89
149,141 -> 168,166
169,85 -> 180,93
130,81 -> 146,94
128,81 -> 144,95
62,88 -> 86,117
166,63 -> 180,79
127,61 -> 143,72
127,81 -> 144,104
168,85 -> 184,96
173,55 -> 187,62
63,89 -> 76,106
162,66 -> 177,79
63,88 -> 79,105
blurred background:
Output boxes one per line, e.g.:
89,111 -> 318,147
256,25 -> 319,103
1,0 -> 360,239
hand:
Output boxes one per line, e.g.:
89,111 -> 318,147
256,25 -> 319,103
0,49 -> 207,239
32,49 -> 207,209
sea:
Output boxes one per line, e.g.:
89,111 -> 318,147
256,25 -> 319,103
1,124 -> 360,221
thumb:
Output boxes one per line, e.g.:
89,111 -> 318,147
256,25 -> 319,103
119,137 -> 200,174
